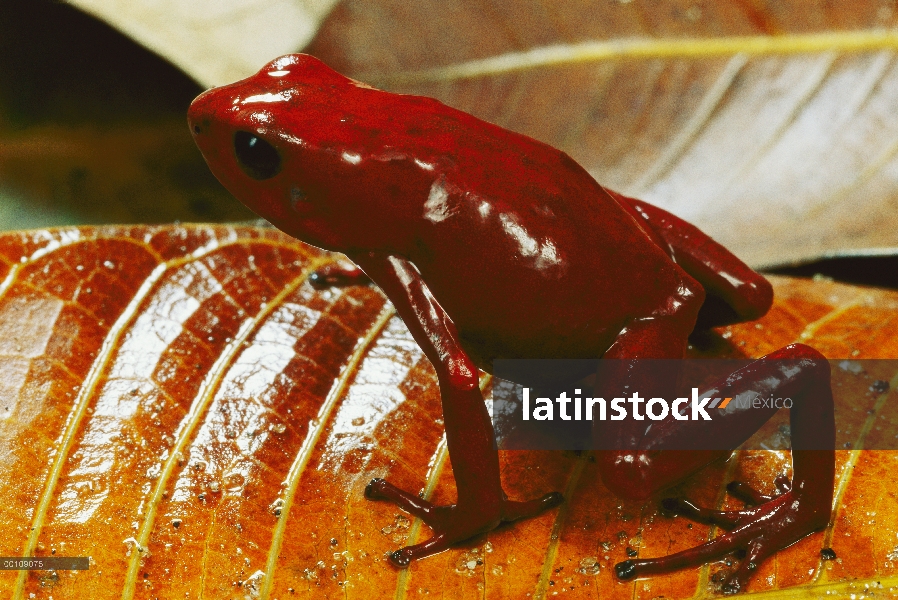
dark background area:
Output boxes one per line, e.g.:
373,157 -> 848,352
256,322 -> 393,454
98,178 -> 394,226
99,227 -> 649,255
769,255 -> 898,290
0,0 -> 255,229
0,0 -> 198,127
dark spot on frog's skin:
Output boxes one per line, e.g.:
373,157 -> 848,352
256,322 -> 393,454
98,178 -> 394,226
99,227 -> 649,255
290,187 -> 309,213
820,547 -> 837,560
68,167 -> 88,196
531,204 -> 555,218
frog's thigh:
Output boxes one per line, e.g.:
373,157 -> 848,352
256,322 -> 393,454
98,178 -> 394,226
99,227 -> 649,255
618,194 -> 773,328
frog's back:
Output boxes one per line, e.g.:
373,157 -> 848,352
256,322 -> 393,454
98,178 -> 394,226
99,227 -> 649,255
388,98 -> 701,362
188,54 -> 700,363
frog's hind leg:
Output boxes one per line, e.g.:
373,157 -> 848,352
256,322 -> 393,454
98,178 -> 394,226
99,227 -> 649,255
609,343 -> 834,594
611,191 -> 773,328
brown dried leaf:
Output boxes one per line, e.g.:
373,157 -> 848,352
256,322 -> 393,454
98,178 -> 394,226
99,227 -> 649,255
305,0 -> 898,267
0,225 -> 897,598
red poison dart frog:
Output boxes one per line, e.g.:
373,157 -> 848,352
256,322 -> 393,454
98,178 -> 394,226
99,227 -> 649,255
188,54 -> 835,593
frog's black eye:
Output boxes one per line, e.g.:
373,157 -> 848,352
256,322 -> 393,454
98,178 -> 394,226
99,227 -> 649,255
234,131 -> 281,180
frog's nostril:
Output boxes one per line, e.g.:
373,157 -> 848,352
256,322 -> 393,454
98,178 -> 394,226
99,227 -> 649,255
193,124 -> 201,134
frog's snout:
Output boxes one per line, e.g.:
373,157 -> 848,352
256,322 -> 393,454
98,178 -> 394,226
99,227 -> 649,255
187,88 -> 220,139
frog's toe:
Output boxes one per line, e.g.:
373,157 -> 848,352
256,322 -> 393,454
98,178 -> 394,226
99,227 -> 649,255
724,481 -> 772,505
363,477 -> 436,521
365,478 -> 563,567
659,496 -> 750,529
719,537 -> 775,594
501,491 -> 564,522
363,477 -> 385,499
615,559 -> 637,580
613,528 -> 740,583
376,502 -> 502,568
387,533 -> 454,568
725,475 -> 790,505
309,263 -> 370,288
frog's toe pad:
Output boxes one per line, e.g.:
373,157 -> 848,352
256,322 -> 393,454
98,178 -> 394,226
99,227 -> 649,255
364,478 -> 386,500
615,560 -> 636,580
388,549 -> 412,568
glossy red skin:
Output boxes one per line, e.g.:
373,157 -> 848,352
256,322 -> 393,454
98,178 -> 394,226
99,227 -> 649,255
188,54 -> 835,594
187,55 -> 698,364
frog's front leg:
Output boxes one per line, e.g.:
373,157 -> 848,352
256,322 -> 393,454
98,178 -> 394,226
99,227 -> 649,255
352,252 -> 563,567
600,341 -> 835,594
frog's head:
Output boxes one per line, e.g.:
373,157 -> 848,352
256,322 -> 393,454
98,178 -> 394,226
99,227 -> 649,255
188,53 -> 433,254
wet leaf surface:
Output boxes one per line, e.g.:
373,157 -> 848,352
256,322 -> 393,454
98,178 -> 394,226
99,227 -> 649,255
0,225 -> 897,599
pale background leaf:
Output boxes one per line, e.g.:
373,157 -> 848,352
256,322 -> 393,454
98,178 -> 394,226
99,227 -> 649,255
33,0 -> 898,267
65,0 -> 339,86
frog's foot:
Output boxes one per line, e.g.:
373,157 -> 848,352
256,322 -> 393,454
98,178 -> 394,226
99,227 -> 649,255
616,487 -> 829,594
309,263 -> 370,288
364,478 -> 563,567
